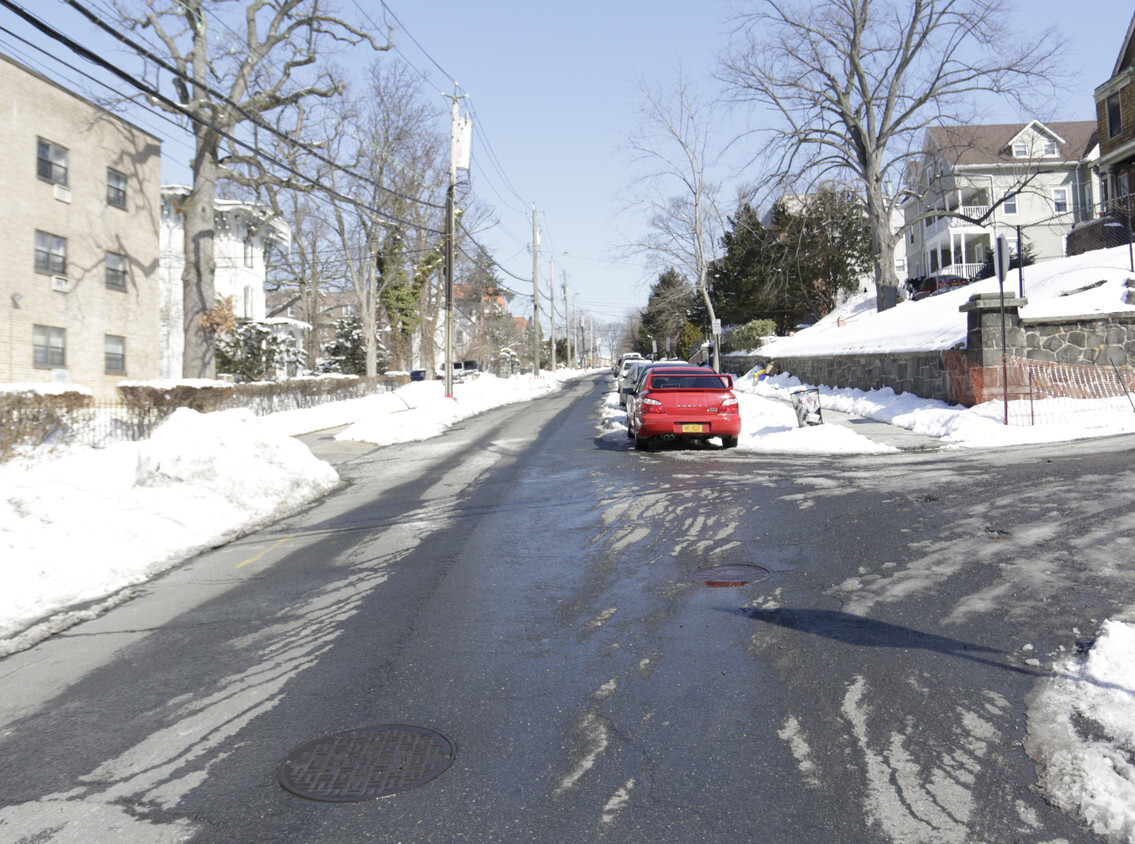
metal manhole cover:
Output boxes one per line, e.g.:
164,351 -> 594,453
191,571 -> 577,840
691,564 -> 771,587
279,724 -> 455,802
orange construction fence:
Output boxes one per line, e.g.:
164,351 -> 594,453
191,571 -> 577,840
944,350 -> 1135,426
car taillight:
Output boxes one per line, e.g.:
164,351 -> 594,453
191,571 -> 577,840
642,396 -> 665,413
721,396 -> 738,412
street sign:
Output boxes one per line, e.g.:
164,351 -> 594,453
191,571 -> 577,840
994,235 -> 1011,283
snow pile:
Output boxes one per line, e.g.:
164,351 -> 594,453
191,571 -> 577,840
1026,620 -> 1135,842
1,408 -> 339,649
746,373 -> 1135,447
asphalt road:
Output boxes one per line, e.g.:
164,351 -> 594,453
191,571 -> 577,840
1,372 -> 1133,842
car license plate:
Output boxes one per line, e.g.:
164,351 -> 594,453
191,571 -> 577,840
681,424 -> 705,433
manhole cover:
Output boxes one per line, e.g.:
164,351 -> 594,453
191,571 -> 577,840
691,564 -> 771,587
279,724 -> 455,802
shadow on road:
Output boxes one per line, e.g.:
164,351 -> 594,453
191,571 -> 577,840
722,606 -> 1042,677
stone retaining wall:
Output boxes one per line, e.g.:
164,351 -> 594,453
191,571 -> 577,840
726,289 -> 1135,406
722,351 -> 953,402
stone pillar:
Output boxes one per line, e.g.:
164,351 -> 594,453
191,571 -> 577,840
959,291 -> 1028,367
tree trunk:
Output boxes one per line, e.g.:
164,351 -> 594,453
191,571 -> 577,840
363,257 -> 378,377
866,180 -> 900,312
181,132 -> 219,378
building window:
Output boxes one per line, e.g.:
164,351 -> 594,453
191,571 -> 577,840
1012,141 -> 1029,158
244,236 -> 255,268
1043,140 -> 1058,157
107,169 -> 127,209
36,139 -> 68,186
34,231 -> 67,275
33,325 -> 65,368
105,335 -> 126,373
106,252 -> 128,290
1108,93 -> 1123,139
1052,187 -> 1069,214
1002,192 -> 1018,215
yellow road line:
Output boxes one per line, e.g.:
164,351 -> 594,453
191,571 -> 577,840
236,535 -> 294,569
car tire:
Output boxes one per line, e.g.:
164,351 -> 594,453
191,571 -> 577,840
722,436 -> 739,449
634,433 -> 654,451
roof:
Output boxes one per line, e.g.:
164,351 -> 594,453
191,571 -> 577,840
925,121 -> 1098,167
1112,12 -> 1135,78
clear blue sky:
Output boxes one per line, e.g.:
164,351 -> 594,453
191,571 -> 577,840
0,0 -> 1127,333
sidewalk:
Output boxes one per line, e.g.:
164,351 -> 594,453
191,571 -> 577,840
819,407 -> 943,451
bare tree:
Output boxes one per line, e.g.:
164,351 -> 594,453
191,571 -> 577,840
121,0 -> 389,377
624,72 -> 726,370
720,0 -> 1064,310
313,60 -> 445,375
254,101 -> 346,367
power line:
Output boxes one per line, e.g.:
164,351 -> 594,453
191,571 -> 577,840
57,0 -> 446,212
0,0 -> 446,237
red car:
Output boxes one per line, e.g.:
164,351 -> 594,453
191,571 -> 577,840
629,367 -> 742,450
911,274 -> 969,301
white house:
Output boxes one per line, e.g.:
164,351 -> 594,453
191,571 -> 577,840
902,120 -> 1099,279
159,186 -> 293,378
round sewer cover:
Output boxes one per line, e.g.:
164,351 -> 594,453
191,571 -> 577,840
691,564 -> 771,587
279,724 -> 455,802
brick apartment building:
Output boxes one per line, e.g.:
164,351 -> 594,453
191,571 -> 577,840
0,53 -> 162,399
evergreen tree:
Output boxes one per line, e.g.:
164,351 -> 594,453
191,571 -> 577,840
319,316 -> 382,375
638,269 -> 697,356
713,187 -> 872,333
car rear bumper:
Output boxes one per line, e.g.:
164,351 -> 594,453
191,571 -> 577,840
636,416 -> 741,438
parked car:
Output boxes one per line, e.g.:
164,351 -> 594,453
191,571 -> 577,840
616,359 -> 650,404
613,352 -> 644,375
619,359 -> 689,407
436,360 -> 481,382
624,360 -> 699,418
628,367 -> 742,450
911,274 -> 969,301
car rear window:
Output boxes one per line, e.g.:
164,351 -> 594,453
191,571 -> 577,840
648,373 -> 729,390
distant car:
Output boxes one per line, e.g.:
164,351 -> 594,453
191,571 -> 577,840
628,367 -> 742,450
911,274 -> 969,301
410,369 -> 427,381
613,352 -> 644,375
437,360 -> 481,382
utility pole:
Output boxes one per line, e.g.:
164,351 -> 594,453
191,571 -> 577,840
548,255 -> 556,370
443,86 -> 471,397
562,271 -> 571,367
531,204 -> 540,375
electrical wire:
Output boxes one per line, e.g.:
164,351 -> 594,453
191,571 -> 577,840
0,0 -> 446,237
7,0 -> 610,324
57,0 -> 446,212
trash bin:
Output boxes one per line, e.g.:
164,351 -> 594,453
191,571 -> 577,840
790,387 -> 823,427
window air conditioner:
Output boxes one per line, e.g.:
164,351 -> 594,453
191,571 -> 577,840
53,184 -> 72,203
51,275 -> 70,292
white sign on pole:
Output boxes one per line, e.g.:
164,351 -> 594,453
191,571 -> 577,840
453,115 -> 472,171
